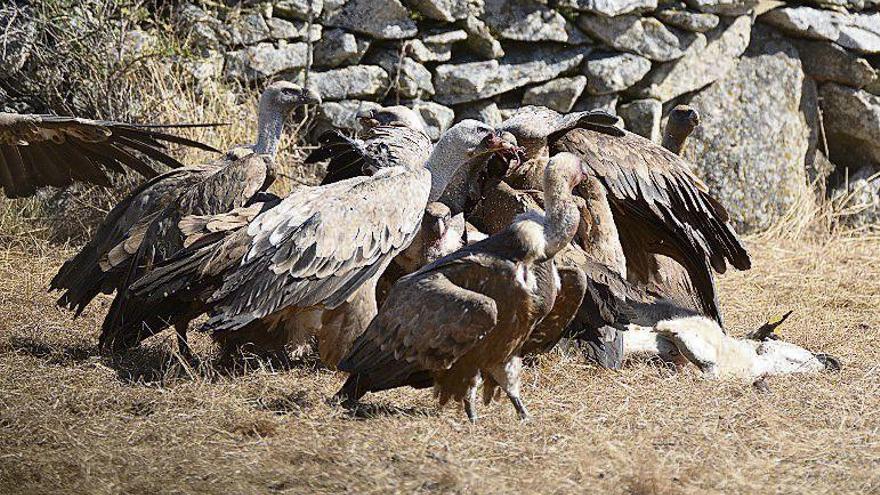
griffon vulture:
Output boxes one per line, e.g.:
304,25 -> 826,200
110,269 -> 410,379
125,119 -> 517,367
0,112 -> 217,198
335,153 -> 587,422
50,81 -> 320,358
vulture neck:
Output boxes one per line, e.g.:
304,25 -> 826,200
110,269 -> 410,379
253,97 -> 287,157
426,134 -> 481,202
577,175 -> 627,277
661,124 -> 691,155
541,167 -> 581,260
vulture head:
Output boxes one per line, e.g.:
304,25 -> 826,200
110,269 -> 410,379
428,119 -> 520,203
662,105 -> 700,155
358,106 -> 427,135
252,81 -> 321,156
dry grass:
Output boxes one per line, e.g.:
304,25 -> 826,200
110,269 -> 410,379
1,231 -> 878,494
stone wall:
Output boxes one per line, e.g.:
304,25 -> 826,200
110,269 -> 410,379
4,0 -> 880,231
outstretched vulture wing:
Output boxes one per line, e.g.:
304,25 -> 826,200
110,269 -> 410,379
552,127 -> 751,322
202,166 -> 431,334
307,124 -> 432,185
0,112 -> 219,198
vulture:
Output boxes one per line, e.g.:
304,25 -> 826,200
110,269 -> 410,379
125,119 -> 517,367
0,112 -> 218,198
49,81 -> 321,358
466,105 -> 749,368
335,153 -> 587,422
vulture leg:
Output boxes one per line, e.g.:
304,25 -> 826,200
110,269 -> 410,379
577,326 -> 624,370
486,357 -> 529,421
463,377 -> 480,424
318,280 -> 378,369
174,321 -> 196,365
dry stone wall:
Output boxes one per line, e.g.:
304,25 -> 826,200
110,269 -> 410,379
3,0 -> 880,231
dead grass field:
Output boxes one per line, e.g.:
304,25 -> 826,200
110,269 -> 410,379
1,233 -> 879,494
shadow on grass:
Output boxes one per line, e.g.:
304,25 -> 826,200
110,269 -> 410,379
340,401 -> 438,420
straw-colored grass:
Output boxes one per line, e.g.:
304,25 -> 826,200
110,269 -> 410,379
1,229 -> 878,494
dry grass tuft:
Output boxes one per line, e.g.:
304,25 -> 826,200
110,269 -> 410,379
1,230 -> 878,493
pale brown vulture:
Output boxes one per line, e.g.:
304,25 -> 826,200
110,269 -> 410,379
49,81 -> 320,358
335,153 -> 587,422
0,112 -> 218,198
497,106 -> 750,324
125,119 -> 517,367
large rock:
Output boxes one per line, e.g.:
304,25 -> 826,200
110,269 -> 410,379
820,83 -> 880,169
577,14 -> 698,62
791,39 -> 877,89
482,0 -> 589,44
324,0 -> 417,39
760,7 -> 880,54
407,30 -> 467,63
804,0 -> 880,11
434,47 -> 588,105
462,15 -> 505,59
307,65 -> 390,100
266,17 -> 322,41
0,6 -> 36,73
618,99 -> 662,142
830,168 -> 880,228
273,0 -> 323,20
176,3 -> 226,51
656,8 -> 720,32
413,101 -> 455,140
684,0 -> 759,15
313,29 -> 369,68
225,13 -> 272,45
681,39 -> 813,232
369,49 -> 434,99
522,76 -> 588,113
454,100 -> 503,126
582,52 -> 651,95
632,15 -> 751,102
224,42 -> 310,82
316,99 -> 382,133
556,0 -> 657,16
404,0 -> 472,22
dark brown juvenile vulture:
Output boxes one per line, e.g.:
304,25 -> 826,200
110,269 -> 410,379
0,112 -> 218,198
125,119 -> 517,367
494,106 -> 749,325
49,81 -> 320,358
335,152 -> 587,423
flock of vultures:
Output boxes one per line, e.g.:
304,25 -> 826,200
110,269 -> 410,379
0,81 -> 840,422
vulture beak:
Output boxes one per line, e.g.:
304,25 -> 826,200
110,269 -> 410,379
814,353 -> 842,372
487,131 -> 525,172
746,310 -> 793,341
357,109 -> 380,129
299,88 -> 323,106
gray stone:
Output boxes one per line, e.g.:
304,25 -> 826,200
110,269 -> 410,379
577,14 -> 698,62
0,6 -> 36,73
407,30 -> 467,63
369,50 -> 434,99
482,0 -> 590,44
316,99 -> 381,133
308,65 -> 391,100
830,168 -> 880,228
656,9 -> 720,32
273,0 -> 323,21
266,17 -> 322,41
820,83 -> 880,169
632,15 -> 751,102
413,101 -> 455,140
522,76 -> 588,113
681,40 -> 813,232
404,0 -> 472,22
556,0 -> 658,16
761,7 -> 880,54
324,0 -> 417,40
573,94 -> 619,113
225,13 -> 271,46
618,99 -> 662,142
454,100 -> 503,126
313,29 -> 369,68
434,47 -> 588,105
804,0 -> 880,11
791,39 -> 877,89
176,3 -> 225,51
684,0 -> 759,15
121,30 -> 157,62
224,42 -> 310,82
582,52 -> 652,95
462,15 -> 505,59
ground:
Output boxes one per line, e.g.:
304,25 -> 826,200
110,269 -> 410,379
0,235 -> 878,494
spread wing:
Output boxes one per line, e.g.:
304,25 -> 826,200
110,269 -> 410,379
307,124 -> 432,185
202,167 -> 431,334
0,113 -> 219,198
553,127 -> 751,322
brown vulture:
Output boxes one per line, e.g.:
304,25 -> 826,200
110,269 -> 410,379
335,153 -> 587,423
49,81 -> 321,358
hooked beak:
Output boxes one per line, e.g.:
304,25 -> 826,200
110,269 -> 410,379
357,109 -> 380,129
814,353 -> 841,372
485,131 -> 525,172
299,88 -> 322,106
